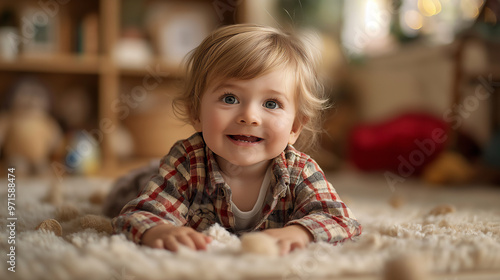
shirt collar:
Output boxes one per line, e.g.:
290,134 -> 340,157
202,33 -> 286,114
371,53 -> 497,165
205,145 -> 225,196
270,148 -> 291,198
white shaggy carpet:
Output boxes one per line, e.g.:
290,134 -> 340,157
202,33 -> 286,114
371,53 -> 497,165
1,170 -> 500,280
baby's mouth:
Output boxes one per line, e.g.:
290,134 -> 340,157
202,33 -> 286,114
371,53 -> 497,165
228,135 -> 263,143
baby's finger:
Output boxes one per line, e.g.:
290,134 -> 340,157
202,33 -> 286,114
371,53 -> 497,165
153,238 -> 164,249
190,233 -> 209,250
163,235 -> 179,252
290,241 -> 305,252
177,234 -> 196,250
278,240 -> 292,256
204,235 -> 212,244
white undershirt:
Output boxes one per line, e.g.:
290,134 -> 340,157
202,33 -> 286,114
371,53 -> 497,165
230,167 -> 272,231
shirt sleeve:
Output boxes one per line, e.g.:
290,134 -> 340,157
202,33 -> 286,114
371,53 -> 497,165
111,142 -> 192,244
286,160 -> 362,244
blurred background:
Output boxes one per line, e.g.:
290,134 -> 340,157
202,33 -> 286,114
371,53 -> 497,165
0,0 -> 499,186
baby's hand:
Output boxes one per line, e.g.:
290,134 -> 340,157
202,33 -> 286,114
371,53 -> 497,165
262,225 -> 313,255
142,224 -> 212,252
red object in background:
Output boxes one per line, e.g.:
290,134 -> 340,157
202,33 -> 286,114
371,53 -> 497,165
348,113 -> 449,176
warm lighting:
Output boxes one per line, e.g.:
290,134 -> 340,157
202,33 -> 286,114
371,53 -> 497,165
365,0 -> 389,37
418,0 -> 442,17
484,7 -> 498,24
405,10 -> 424,30
461,0 -> 483,19
342,0 -> 393,56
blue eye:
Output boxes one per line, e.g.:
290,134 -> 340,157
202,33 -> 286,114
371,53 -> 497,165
264,100 -> 279,109
222,95 -> 238,104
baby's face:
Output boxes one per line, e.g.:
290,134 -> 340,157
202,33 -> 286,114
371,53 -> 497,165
194,69 -> 302,167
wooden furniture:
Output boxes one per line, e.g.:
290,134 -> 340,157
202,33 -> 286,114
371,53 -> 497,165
0,0 -> 247,177
450,0 -> 500,147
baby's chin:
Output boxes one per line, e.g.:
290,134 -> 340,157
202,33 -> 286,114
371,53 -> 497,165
215,154 -> 274,169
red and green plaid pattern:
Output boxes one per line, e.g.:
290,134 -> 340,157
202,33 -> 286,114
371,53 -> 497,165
112,133 -> 362,244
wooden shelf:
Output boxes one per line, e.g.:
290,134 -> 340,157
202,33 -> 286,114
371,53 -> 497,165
0,54 -> 101,74
118,60 -> 184,78
0,0 -> 247,176
0,55 -> 100,74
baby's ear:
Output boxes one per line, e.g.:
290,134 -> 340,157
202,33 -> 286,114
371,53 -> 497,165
193,118 -> 202,132
288,117 -> 307,145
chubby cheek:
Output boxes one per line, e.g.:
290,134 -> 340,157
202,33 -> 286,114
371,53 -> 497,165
265,116 -> 295,148
198,109 -> 228,147
198,104 -> 219,130
205,110 -> 227,132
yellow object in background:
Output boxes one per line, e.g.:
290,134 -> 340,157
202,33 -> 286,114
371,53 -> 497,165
64,130 -> 101,176
422,151 -> 475,186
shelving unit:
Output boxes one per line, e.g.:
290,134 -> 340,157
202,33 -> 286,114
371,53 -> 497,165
0,54 -> 101,73
0,0 -> 247,177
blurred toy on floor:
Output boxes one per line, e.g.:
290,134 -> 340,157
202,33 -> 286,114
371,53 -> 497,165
421,151 -> 475,186
0,77 -> 63,176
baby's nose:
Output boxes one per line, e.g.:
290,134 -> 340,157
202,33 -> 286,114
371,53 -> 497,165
238,104 -> 261,125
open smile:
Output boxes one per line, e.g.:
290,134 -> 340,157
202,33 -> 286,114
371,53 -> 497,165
227,135 -> 264,144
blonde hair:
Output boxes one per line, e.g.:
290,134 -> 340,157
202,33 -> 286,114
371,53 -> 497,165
173,23 -> 328,151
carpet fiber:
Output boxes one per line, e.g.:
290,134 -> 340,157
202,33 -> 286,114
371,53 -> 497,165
1,171 -> 500,280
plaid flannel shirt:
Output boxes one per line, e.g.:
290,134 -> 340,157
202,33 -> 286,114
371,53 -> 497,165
112,132 -> 361,244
